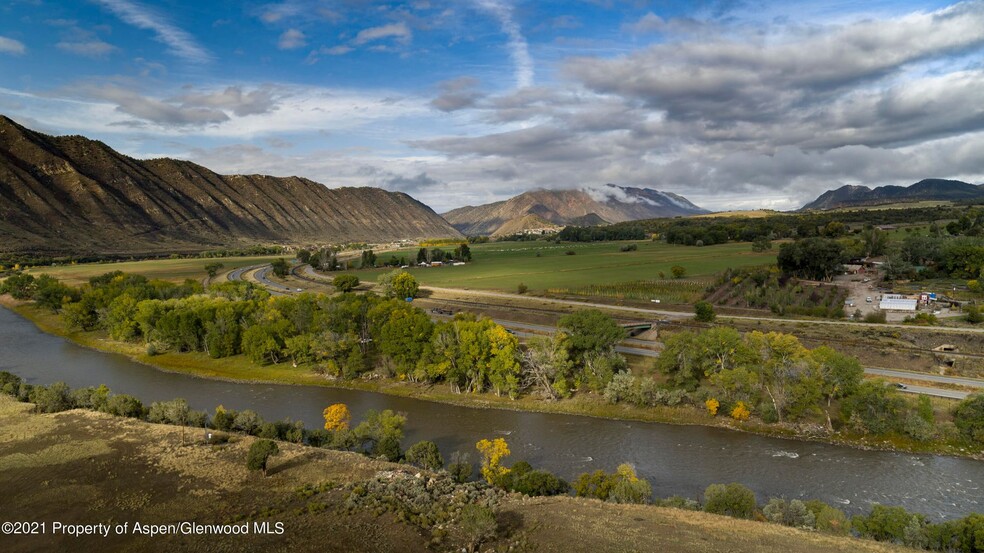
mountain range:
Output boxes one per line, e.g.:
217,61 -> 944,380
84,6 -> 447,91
442,185 -> 708,236
800,179 -> 984,210
0,116 -> 461,255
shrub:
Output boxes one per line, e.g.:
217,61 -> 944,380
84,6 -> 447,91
730,401 -> 751,421
246,439 -> 280,475
966,305 -> 983,324
0,371 -> 23,396
565,250 -> 576,256
864,311 -> 887,324
654,496 -> 700,510
448,451 -> 473,483
459,504 -> 498,551
763,498 -> 816,528
31,382 -> 72,413
694,301 -> 716,322
405,440 -> 444,471
516,283 -> 528,295
705,398 -> 719,416
104,394 -> 144,418
671,265 -> 686,278
852,504 -> 925,544
573,464 -> 651,504
147,398 -> 191,425
703,483 -> 756,519
233,409 -> 264,435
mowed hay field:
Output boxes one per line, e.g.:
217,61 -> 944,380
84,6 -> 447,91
0,395 -> 908,553
26,255 -> 283,286
350,240 -> 777,292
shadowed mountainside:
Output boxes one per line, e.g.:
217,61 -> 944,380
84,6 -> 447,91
801,178 -> 984,210
0,116 -> 461,255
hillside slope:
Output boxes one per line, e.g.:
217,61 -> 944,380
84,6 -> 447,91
0,116 -> 461,255
0,396 -> 908,553
801,178 -> 984,210
443,185 -> 707,236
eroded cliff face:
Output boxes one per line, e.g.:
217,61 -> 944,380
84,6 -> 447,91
0,116 -> 461,254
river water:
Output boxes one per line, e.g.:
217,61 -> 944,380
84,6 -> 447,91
1,306 -> 980,520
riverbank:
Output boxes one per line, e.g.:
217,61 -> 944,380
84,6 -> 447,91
0,395 -> 911,553
3,299 -> 981,461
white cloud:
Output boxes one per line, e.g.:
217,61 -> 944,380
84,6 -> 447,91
0,36 -> 26,55
93,0 -> 212,63
352,22 -> 413,45
56,39 -> 117,57
476,0 -> 534,89
278,28 -> 306,50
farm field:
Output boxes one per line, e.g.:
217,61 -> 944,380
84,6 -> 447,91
26,255 -> 283,286
347,240 -> 777,293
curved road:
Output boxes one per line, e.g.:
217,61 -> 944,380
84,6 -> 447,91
421,286 -> 984,335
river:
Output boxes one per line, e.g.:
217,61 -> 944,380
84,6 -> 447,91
0,306 -> 980,520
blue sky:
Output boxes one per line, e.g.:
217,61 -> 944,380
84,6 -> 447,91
1,0 -> 982,212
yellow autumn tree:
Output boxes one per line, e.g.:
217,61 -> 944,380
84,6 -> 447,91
731,401 -> 751,421
476,437 -> 510,485
705,398 -> 720,416
323,403 -> 351,431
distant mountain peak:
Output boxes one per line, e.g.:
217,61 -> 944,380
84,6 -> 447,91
443,185 -> 707,236
800,178 -> 984,211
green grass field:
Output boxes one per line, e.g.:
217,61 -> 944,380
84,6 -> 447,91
26,255 -> 283,285
352,240 -> 777,293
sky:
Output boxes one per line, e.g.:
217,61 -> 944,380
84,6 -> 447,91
1,0 -> 983,213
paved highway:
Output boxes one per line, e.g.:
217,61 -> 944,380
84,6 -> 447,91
866,367 -> 984,389
898,385 -> 969,400
422,286 -> 984,334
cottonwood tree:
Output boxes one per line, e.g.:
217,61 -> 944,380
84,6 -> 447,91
746,331 -> 809,423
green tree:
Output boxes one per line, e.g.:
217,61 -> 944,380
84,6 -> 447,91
751,237 -> 773,252
354,409 -> 406,460
271,258 -> 290,278
204,262 -> 224,279
246,439 -> 280,475
404,440 -> 444,471
332,274 -> 360,292
841,381 -> 906,435
558,309 -> 626,369
360,250 -> 377,268
777,237 -> 844,281
694,301 -> 716,322
747,331 -> 808,423
378,270 -> 418,299
454,243 -> 472,261
807,346 -> 864,429
670,265 -> 687,278
953,393 -> 984,443
703,483 -> 756,519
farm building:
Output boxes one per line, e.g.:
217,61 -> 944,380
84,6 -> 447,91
879,296 -> 917,312
842,264 -> 865,274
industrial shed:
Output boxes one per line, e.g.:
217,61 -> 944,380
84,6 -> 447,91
879,297 -> 917,311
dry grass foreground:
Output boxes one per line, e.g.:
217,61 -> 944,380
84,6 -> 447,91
0,395 -> 910,553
